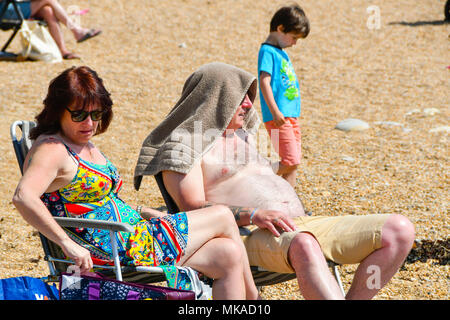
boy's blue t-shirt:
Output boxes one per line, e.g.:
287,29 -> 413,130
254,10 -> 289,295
257,43 -> 301,122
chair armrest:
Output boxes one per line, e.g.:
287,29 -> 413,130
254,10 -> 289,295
239,226 -> 251,236
53,217 -> 135,233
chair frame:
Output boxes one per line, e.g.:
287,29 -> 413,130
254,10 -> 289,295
0,0 -> 24,58
153,172 -> 345,293
0,0 -> 47,60
10,120 -> 166,284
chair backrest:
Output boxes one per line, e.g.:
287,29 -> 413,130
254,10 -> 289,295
154,172 -> 181,214
0,0 -> 24,29
10,120 -> 35,173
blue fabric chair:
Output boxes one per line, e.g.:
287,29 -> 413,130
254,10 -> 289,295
0,0 -> 26,59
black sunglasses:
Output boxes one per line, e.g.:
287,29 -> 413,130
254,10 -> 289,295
65,107 -> 106,122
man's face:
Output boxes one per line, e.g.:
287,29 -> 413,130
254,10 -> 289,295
226,94 -> 252,131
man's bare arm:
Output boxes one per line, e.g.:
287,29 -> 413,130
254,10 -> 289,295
201,201 -> 254,225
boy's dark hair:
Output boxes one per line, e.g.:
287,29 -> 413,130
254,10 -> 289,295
270,3 -> 310,38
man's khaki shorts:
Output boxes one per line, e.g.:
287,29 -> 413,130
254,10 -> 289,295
242,214 -> 390,273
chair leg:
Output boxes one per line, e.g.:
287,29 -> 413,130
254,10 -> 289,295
333,264 -> 345,297
1,27 -> 19,52
109,230 -> 123,281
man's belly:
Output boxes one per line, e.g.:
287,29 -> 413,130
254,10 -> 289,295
204,168 -> 305,217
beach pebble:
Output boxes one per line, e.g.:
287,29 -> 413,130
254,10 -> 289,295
402,127 -> 413,133
428,126 -> 450,133
423,108 -> 441,116
375,121 -> 412,133
405,109 -> 421,116
335,118 -> 370,131
342,156 -> 355,162
178,42 -> 187,48
375,121 -> 403,127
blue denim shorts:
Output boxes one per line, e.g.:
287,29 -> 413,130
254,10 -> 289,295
0,1 -> 32,20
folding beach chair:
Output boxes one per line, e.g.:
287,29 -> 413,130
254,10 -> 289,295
0,0 -> 48,61
153,172 -> 345,293
10,120 -> 167,285
0,0 -> 24,60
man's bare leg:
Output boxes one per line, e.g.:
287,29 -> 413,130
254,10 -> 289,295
288,232 -> 345,299
345,214 -> 415,300
289,215 -> 414,300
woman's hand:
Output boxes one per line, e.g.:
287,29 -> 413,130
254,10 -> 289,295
251,209 -> 297,237
60,239 -> 93,274
139,207 -> 168,220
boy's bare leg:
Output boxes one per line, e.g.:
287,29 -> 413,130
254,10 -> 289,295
277,162 -> 298,187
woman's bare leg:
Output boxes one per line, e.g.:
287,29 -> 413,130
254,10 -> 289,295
32,5 -> 70,56
30,0 -> 90,40
182,237 -> 246,299
177,205 -> 259,299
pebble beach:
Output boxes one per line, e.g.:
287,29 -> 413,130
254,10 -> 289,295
0,0 -> 448,300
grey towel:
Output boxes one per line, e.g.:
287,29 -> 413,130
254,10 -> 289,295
134,62 -> 260,190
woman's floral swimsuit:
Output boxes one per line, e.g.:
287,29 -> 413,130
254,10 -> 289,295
41,142 -> 188,267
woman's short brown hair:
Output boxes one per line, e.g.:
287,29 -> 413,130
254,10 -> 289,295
30,66 -> 113,140
270,3 -> 310,38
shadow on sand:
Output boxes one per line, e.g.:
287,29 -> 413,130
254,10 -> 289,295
388,20 -> 449,27
405,238 -> 449,266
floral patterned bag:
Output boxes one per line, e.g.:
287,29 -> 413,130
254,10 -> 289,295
59,273 -> 195,300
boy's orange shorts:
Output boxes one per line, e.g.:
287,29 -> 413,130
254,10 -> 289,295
264,117 -> 302,167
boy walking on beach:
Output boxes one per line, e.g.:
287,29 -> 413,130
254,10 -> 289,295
258,3 -> 310,187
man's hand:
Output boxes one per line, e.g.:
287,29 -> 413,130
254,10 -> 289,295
251,209 -> 297,237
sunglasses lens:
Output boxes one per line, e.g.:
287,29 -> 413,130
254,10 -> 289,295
67,107 -> 105,122
71,111 -> 89,122
91,110 -> 104,121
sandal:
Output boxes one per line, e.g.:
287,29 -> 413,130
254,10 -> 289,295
77,29 -> 102,43
63,52 -> 81,60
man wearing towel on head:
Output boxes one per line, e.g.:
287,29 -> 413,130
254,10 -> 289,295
133,62 -> 415,300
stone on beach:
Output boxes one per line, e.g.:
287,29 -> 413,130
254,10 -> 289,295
335,118 -> 370,131
429,126 -> 450,133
